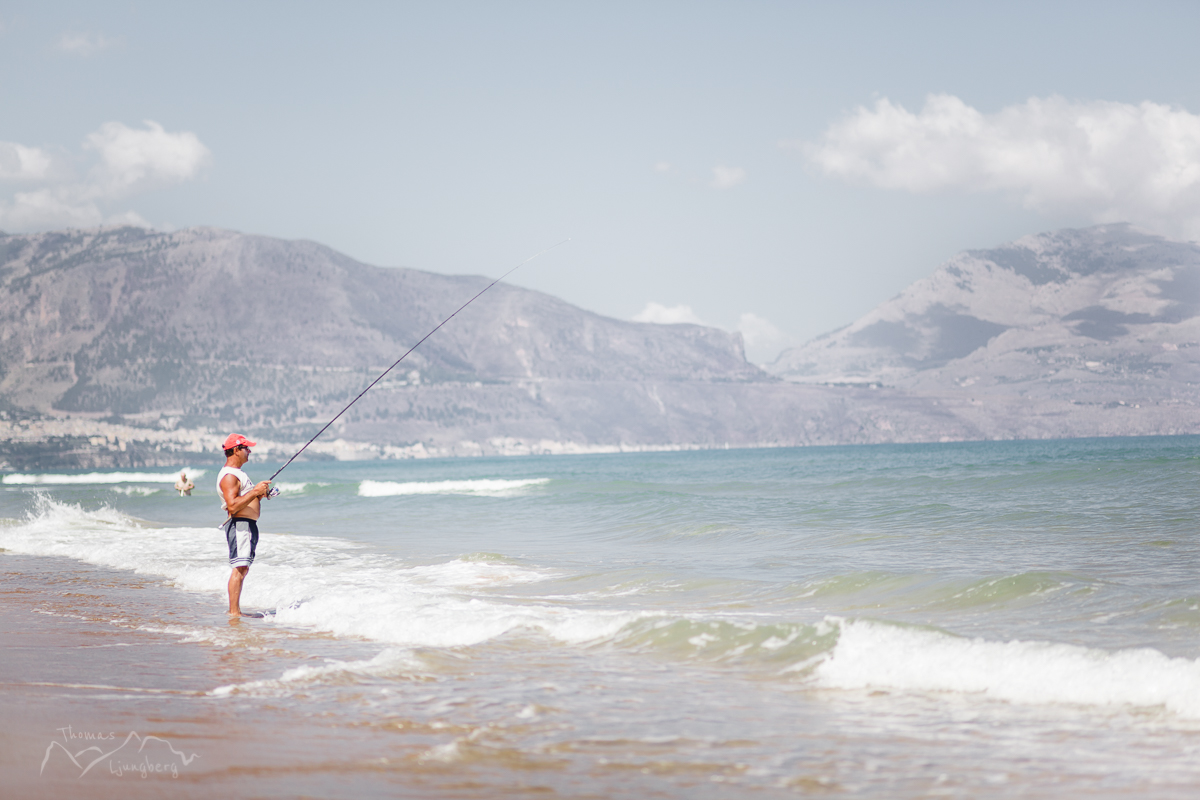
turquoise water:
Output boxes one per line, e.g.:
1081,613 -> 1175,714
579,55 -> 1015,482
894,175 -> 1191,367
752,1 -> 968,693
4,436 -> 1200,796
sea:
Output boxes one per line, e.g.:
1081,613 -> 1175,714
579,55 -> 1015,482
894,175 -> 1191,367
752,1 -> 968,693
2,436 -> 1200,798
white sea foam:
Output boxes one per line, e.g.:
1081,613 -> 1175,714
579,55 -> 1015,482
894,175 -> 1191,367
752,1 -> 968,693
809,618 -> 1200,718
405,558 -> 551,587
3,469 -> 205,485
210,648 -> 424,696
265,568 -> 637,648
0,497 -> 231,592
110,486 -> 161,496
135,623 -> 271,650
273,481 -> 326,494
0,497 -> 639,652
358,478 -> 550,497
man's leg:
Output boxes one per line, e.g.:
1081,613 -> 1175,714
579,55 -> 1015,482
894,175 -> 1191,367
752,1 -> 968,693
227,566 -> 250,616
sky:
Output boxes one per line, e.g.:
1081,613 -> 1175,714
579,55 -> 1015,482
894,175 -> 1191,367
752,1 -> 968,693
3,1 -> 1200,363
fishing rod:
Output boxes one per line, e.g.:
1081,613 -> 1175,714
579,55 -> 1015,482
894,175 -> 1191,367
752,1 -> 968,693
264,239 -> 570,486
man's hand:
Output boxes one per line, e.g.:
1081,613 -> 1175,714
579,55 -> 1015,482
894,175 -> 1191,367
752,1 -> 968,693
255,481 -> 272,498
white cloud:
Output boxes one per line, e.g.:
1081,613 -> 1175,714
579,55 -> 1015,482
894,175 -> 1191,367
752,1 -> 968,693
736,312 -> 793,364
801,93 -> 1200,238
58,31 -> 118,57
2,187 -> 105,229
0,142 -> 54,181
633,302 -> 705,325
711,165 -> 746,190
85,121 -> 211,193
633,303 -> 792,363
653,161 -> 671,174
0,121 -> 210,231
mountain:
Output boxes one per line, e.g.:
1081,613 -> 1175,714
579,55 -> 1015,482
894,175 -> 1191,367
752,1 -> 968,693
769,224 -> 1200,381
0,226 -> 785,466
766,224 -> 1200,439
2,224 -> 1199,469
0,226 -> 759,409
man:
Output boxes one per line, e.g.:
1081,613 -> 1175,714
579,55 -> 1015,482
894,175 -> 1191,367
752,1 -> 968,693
217,433 -> 272,617
174,470 -> 194,496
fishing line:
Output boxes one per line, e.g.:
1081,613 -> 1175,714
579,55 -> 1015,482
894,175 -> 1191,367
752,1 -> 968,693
264,239 -> 570,485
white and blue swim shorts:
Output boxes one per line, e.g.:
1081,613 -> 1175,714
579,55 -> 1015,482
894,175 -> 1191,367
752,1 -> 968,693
224,517 -> 259,568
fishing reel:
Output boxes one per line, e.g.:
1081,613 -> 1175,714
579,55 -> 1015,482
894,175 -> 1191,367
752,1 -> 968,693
265,486 -> 281,499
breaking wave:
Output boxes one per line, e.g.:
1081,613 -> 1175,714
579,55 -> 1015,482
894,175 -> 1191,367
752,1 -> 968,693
0,497 -> 636,652
358,478 -> 550,497
6,498 -> 1200,719
804,618 -> 1200,718
3,469 -> 205,485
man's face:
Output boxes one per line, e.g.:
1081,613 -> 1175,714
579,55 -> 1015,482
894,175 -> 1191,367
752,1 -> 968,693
239,445 -> 251,461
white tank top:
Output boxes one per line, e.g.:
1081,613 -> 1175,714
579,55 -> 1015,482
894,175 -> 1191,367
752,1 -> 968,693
217,466 -> 253,512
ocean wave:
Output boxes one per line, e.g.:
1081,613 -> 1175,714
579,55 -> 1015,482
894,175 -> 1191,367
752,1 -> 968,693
610,616 -> 838,666
805,618 -> 1200,718
404,558 -> 552,587
0,495 -> 233,590
790,571 -> 919,599
210,648 -> 426,696
2,469 -> 205,485
272,481 -> 328,494
923,571 -> 1085,609
110,486 -> 162,496
11,498 -> 1196,719
780,570 -> 1092,614
358,478 -> 550,497
0,497 -> 638,651
267,581 -> 640,649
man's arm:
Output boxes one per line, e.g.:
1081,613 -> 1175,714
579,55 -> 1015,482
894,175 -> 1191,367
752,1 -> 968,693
220,475 -> 271,516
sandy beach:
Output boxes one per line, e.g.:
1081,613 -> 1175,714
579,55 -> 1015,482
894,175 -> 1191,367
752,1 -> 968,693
0,555 -> 443,799
5,441 -> 1200,798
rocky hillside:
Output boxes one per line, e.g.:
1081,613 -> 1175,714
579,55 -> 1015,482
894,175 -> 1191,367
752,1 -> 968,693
0,227 -> 762,432
3,224 -> 1200,469
768,225 -> 1200,428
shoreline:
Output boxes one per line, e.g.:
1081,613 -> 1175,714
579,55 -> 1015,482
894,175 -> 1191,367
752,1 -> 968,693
6,437 -> 1200,799
0,553 -> 421,799
0,416 -> 799,471
5,412 -> 1200,473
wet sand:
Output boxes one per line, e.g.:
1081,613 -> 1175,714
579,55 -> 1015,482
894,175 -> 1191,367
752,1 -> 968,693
0,553 -> 838,800
11,440 -> 1200,800
0,555 -> 462,799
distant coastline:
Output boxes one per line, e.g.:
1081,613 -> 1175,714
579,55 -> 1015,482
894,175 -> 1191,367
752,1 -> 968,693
4,407 -> 1200,471
4,224 -> 1200,467
0,415 -> 790,470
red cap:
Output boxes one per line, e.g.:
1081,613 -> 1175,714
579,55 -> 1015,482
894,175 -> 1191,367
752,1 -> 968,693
223,433 -> 257,450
